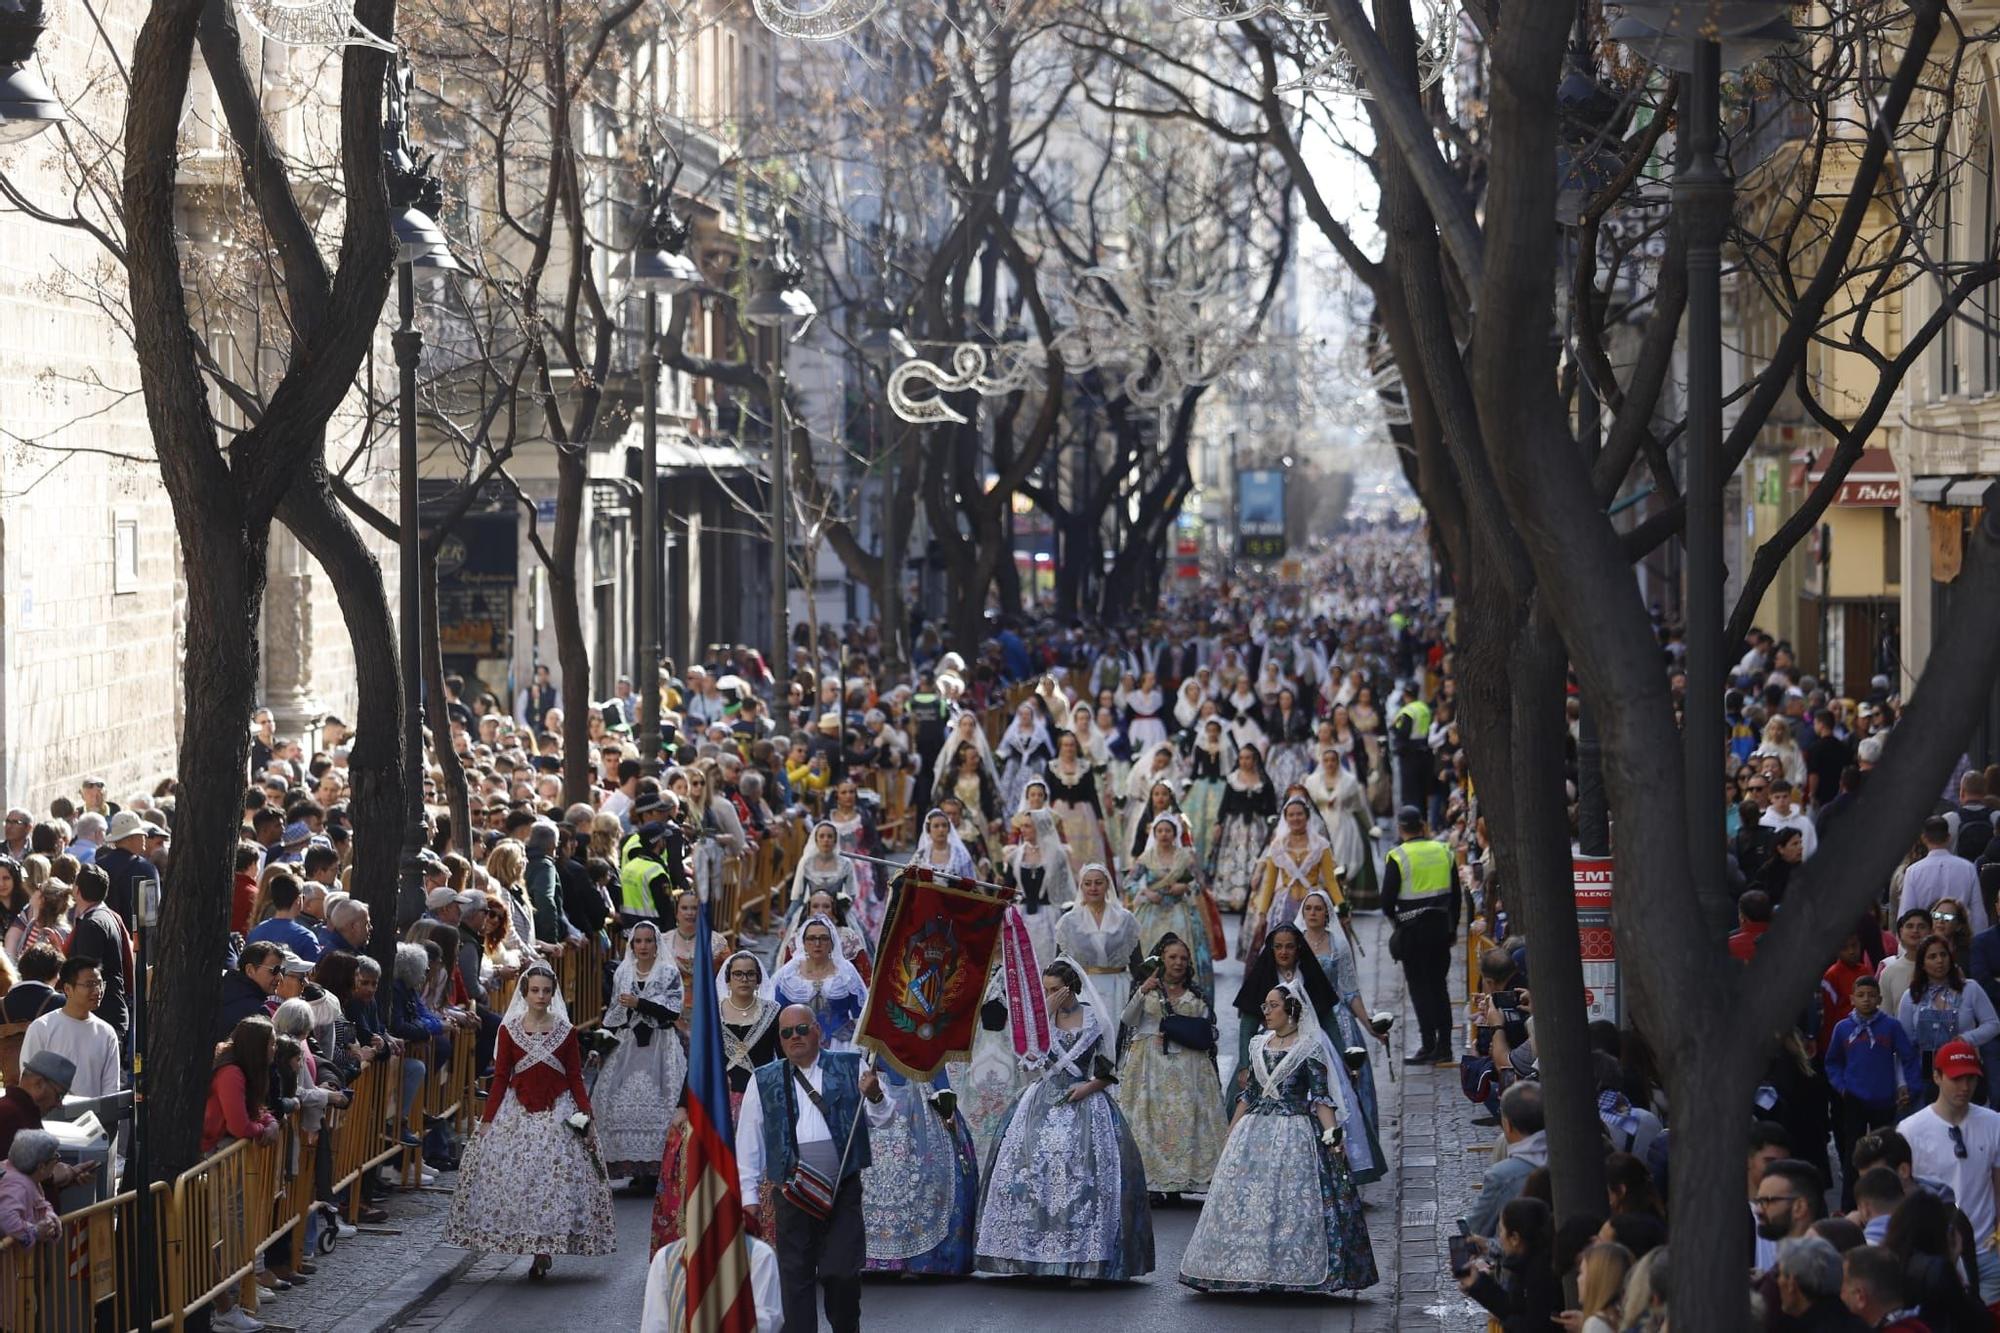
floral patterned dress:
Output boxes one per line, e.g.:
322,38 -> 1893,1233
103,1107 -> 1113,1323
446,1022 -> 616,1256
1179,1038 -> 1377,1295
651,998 -> 779,1253
973,1017 -> 1156,1281
1115,985 -> 1226,1194
861,1069 -> 980,1275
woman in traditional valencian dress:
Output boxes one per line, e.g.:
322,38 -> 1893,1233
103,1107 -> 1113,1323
1179,984 -> 1378,1297
994,701 -> 1057,818
1001,803 -> 1075,968
974,959 -> 1155,1283
1209,744 -> 1278,911
763,915 -> 868,1050
651,950 -> 778,1253
911,808 -> 978,882
1296,888 -> 1388,1181
1126,814 -> 1216,1002
1124,772 -> 1184,864
1304,744 -> 1379,906
1180,717 -> 1230,867
1231,927 -> 1378,1182
773,887 -> 873,987
1262,687 -> 1315,796
1116,933 -> 1225,1198
1054,863 -> 1142,1023
1244,796 -> 1346,961
1046,731 -> 1115,877
783,820 -> 861,929
937,742 -> 1003,847
1121,743 -> 1182,859
446,964 -> 615,1278
827,778 -> 887,941
949,902 -> 1049,1169
663,889 -> 729,1002
592,921 -> 685,1188
1123,671 -> 1169,751
861,1066 -> 980,1277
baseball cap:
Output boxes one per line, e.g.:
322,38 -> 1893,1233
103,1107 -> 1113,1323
425,887 -> 461,911
1396,805 -> 1425,829
277,953 -> 316,977
1936,1039 -> 1983,1081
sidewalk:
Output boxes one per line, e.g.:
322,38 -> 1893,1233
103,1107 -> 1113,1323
231,1169 -> 474,1333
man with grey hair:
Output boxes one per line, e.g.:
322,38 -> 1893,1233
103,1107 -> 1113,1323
1,1129 -> 63,1245
1769,1236 -> 1859,1327
327,896 -> 372,953
66,812 -> 107,865
523,819 -> 576,946
1466,1081 -> 1547,1239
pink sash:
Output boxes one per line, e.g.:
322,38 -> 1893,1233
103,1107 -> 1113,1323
1001,908 -> 1050,1061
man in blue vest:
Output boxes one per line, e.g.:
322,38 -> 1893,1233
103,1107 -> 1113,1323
737,1005 -> 891,1333
1384,805 -> 1460,1065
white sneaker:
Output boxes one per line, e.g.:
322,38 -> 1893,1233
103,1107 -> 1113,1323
418,1168 -> 438,1186
334,1217 -> 358,1239
213,1307 -> 266,1332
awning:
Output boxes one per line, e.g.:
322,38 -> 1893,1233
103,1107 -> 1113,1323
1804,447 -> 1899,506
612,420 -> 765,476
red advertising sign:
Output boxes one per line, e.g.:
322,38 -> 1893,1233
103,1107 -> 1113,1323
1573,855 -> 1618,1024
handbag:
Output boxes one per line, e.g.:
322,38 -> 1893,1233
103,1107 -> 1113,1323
779,1063 -> 859,1222
1159,1014 -> 1215,1051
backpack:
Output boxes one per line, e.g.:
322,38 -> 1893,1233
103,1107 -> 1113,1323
1954,805 -> 1995,863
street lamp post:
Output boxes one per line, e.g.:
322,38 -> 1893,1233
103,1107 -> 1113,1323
857,297 -> 913,681
1614,2 -> 1794,918
0,0 -> 65,143
742,238 -> 817,726
615,160 -> 700,771
385,60 -> 460,909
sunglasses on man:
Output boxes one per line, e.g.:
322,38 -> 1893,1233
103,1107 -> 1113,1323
779,1022 -> 815,1040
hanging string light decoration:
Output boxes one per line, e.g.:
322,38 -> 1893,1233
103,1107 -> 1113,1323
1275,0 -> 1456,97
1170,0 -> 1324,22
234,0 -> 395,50
750,0 -> 884,41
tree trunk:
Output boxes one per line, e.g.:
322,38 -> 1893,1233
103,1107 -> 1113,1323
149,524 -> 267,1182
421,542 -> 473,856
1661,1033 -> 1760,1330
275,469 -> 405,959
550,448 -> 593,806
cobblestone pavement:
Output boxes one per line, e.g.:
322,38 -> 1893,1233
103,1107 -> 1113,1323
270,914 -> 1493,1331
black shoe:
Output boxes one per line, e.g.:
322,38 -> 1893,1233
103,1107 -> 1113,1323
1404,1048 -> 1437,1066
1471,1114 -> 1501,1127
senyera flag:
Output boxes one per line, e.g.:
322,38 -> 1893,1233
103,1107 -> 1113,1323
857,864 -> 1011,1081
680,900 -> 756,1332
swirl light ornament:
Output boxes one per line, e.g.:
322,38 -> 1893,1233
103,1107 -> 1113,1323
751,0 -> 884,41
1170,0 -> 1324,21
1275,0 -> 1456,97
235,0 -> 395,50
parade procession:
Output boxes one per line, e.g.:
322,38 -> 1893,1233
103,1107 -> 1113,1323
4,0 -> 2000,1331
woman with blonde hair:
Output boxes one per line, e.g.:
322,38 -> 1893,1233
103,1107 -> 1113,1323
589,813 -> 623,862
5,875 -> 70,959
1574,1241 -> 1633,1333
483,839 -> 546,961
1751,716 -> 1806,787
444,853 -> 471,895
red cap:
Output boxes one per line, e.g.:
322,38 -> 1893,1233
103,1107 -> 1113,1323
1935,1039 -> 1983,1081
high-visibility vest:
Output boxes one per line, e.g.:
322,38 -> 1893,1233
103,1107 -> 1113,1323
1393,698 -> 1433,738
1388,838 -> 1453,904
618,833 -> 668,917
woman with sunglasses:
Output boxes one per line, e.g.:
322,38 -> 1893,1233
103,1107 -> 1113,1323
1898,935 -> 2000,1105
764,916 -> 868,1051
652,951 -> 779,1253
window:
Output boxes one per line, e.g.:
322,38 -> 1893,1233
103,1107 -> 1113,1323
113,516 -> 139,595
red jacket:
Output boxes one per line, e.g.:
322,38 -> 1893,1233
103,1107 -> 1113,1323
202,1064 -> 278,1155
230,872 -> 259,937
1820,958 -> 1875,1053
481,1024 -> 592,1122
1728,921 -> 1770,962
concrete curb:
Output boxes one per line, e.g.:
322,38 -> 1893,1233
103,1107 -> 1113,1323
324,1245 -> 480,1333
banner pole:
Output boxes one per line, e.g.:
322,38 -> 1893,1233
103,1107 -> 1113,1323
838,849 -> 1015,898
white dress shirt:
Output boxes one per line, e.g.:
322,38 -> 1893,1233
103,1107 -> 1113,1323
641,1235 -> 784,1333
1901,849 -> 1987,933
734,1055 -> 893,1196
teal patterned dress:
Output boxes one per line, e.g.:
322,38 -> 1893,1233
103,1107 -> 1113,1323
861,1069 -> 979,1275
1179,1039 -> 1378,1295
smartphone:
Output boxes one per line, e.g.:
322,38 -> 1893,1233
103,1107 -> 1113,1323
1448,1232 -> 1477,1277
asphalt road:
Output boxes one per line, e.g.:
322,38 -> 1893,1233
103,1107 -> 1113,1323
406,1188 -> 1393,1332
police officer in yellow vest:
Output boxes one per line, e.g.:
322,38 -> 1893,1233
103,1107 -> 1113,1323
1383,805 -> 1459,1065
1390,684 -> 1435,818
617,792 -> 685,932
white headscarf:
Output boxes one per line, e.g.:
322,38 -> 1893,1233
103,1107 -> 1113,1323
500,962 -> 573,1075
1257,794 -> 1335,881
1173,679 -> 1205,730
605,920 -> 683,1030
933,710 -> 1000,796
1251,978 -> 1348,1122
1124,741 -> 1180,802
1041,953 -> 1116,1075
1000,702 -> 1054,759
715,950 -> 781,1072
1005,806 -> 1075,911
789,820 -> 854,905
914,808 -> 976,879
762,914 -> 868,1005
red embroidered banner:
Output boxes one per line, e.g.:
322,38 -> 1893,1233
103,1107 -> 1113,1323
857,867 -> 1009,1081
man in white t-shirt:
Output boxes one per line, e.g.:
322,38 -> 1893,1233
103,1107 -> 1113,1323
1759,779 -> 1819,859
19,957 -> 123,1100
1898,1039 -> 2000,1303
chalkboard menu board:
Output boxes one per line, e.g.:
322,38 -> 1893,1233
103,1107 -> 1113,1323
435,512 -> 517,659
